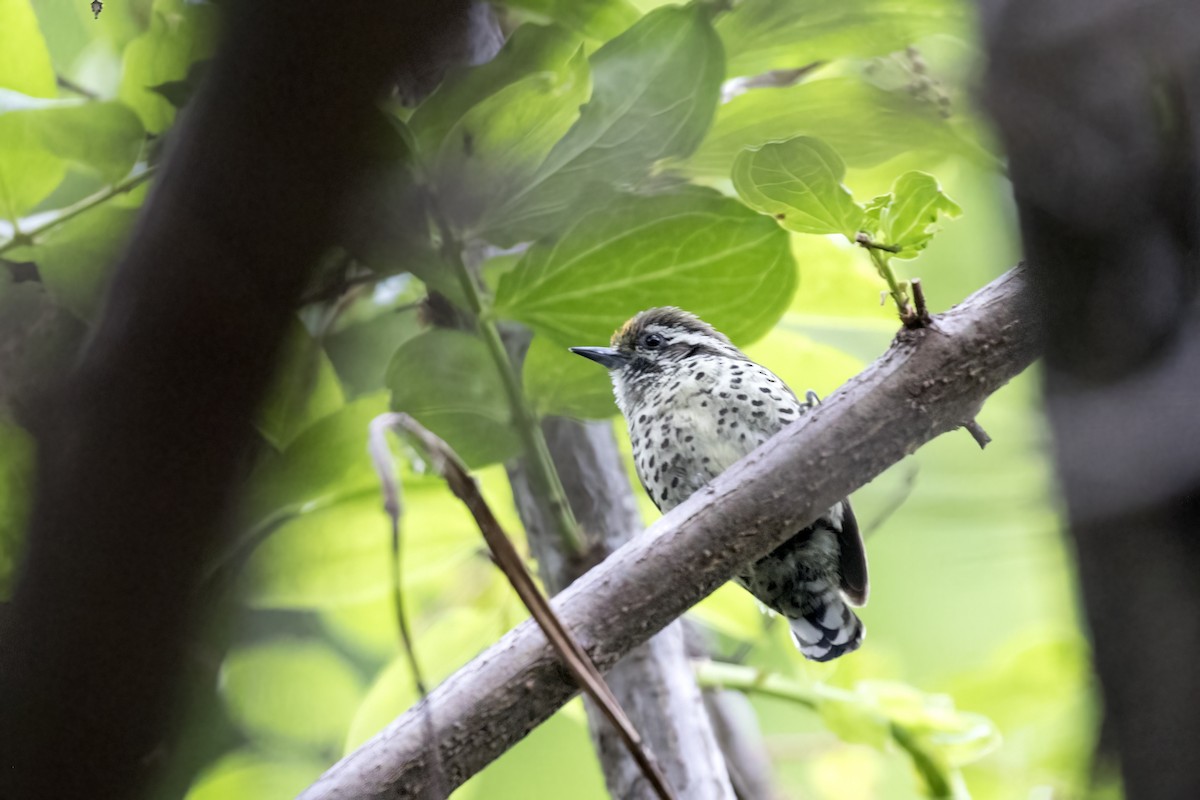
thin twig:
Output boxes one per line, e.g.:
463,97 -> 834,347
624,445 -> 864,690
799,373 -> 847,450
377,412 -> 677,800
854,233 -> 916,324
961,418 -> 992,449
0,166 -> 157,256
911,278 -> 930,321
366,415 -> 444,797
693,661 -> 957,799
56,75 -> 99,99
297,267 -> 380,307
853,233 -> 902,253
426,201 -> 583,554
861,463 -> 919,536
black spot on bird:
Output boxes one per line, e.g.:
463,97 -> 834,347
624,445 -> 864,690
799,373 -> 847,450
671,476 -> 679,488
660,487 -> 668,501
751,399 -> 764,406
736,393 -> 747,400
759,387 -> 771,393
696,372 -> 705,380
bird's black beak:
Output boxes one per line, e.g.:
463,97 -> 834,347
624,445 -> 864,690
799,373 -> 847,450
569,346 -> 629,370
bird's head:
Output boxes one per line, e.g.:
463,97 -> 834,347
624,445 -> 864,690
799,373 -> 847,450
570,307 -> 745,406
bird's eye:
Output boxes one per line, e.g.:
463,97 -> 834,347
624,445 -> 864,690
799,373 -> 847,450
643,333 -> 664,349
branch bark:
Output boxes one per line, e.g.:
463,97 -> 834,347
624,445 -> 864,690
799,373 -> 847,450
508,416 -> 738,800
298,264 -> 1039,800
0,3 -> 469,799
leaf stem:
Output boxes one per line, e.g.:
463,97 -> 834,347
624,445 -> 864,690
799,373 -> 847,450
856,233 -> 912,319
429,204 -> 583,555
0,165 -> 157,256
693,660 -> 957,799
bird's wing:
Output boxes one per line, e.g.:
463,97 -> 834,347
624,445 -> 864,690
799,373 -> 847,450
836,500 -> 869,606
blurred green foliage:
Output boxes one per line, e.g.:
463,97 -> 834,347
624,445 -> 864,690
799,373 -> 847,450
0,1 -> 1103,799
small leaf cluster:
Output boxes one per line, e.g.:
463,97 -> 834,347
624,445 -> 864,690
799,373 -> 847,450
733,135 -> 961,319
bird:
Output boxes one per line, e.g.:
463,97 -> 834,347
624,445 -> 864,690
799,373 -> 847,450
570,307 -> 868,661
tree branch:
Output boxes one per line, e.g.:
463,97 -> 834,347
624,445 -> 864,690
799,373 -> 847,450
297,264 -> 1039,800
508,415 -> 738,799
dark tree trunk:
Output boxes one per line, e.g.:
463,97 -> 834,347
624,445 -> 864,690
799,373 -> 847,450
0,3 -> 468,798
982,2 -> 1200,796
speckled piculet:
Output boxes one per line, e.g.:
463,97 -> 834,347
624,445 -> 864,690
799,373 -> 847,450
571,307 -> 868,661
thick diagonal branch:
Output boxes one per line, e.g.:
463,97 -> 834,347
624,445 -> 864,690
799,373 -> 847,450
298,265 -> 1039,800
508,416 -> 738,800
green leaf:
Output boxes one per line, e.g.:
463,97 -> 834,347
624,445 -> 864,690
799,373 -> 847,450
732,136 -> 864,237
118,0 -> 219,133
334,113 -> 449,299
432,47 -> 591,231
325,309 -> 423,399
344,606 -> 505,751
0,1 -> 61,220
500,0 -> 641,41
717,0 -> 969,78
33,203 -> 138,321
0,92 -> 143,219
816,693 -> 891,750
876,171 -> 962,258
148,58 -> 210,110
0,95 -> 145,184
244,486 -> 486,609
184,751 -> 325,800
524,334 -> 616,419
256,321 -> 345,450
483,5 -> 724,241
241,392 -> 389,532
688,77 -> 973,178
0,413 -> 35,598
0,0 -> 56,98
243,495 -> 393,609
386,329 -> 521,467
409,23 -> 584,160
220,639 -> 365,754
856,680 -> 1001,769
495,189 -> 795,347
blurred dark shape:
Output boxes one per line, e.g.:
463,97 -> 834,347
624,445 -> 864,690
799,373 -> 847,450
0,1 -> 468,799
983,0 -> 1200,796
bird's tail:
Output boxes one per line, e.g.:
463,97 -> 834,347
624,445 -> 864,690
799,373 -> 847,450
787,590 -> 864,662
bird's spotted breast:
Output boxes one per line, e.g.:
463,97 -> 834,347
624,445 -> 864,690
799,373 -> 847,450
627,359 -> 802,511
